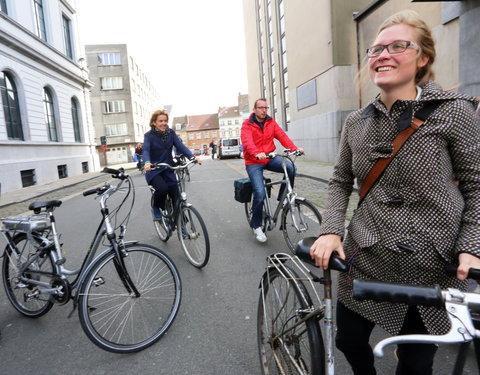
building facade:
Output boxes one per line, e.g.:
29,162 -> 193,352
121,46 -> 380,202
0,0 -> 98,194
242,0 -> 480,162
218,106 -> 242,139
185,114 -> 219,153
85,44 -> 163,165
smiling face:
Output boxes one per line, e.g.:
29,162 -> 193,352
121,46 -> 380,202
153,114 -> 168,131
368,23 -> 428,93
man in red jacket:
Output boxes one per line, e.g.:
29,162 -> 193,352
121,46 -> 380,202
241,98 -> 303,243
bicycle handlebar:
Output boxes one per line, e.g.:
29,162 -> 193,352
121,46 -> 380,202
294,237 -> 349,272
264,149 -> 304,159
83,185 -> 109,197
445,264 -> 480,280
352,280 -> 443,307
151,158 -> 197,170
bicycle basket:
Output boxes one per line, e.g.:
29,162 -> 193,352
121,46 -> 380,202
1,215 -> 51,233
234,177 -> 252,203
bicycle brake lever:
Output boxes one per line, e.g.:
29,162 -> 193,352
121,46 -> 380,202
373,301 -> 478,358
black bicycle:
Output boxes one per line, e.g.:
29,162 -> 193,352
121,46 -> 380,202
150,156 -> 210,268
1,168 -> 182,353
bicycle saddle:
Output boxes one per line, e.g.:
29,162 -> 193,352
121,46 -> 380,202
29,200 -> 62,213
294,237 -> 349,272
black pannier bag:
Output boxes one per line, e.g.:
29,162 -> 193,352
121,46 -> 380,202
234,177 -> 252,203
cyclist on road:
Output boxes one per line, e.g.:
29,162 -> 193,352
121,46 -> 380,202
143,109 -> 200,220
310,10 -> 480,375
241,98 -> 303,243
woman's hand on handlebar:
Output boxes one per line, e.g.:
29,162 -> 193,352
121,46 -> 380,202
144,162 -> 153,172
194,156 -> 202,165
457,253 -> 480,281
310,234 -> 345,269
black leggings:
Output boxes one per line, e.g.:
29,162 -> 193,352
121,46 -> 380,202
335,301 -> 437,375
150,173 -> 179,210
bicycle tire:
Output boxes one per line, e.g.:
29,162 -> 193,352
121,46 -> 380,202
151,194 -> 171,242
185,167 -> 191,182
281,198 -> 322,253
177,205 -> 210,268
2,233 -> 55,317
258,266 -> 325,375
77,243 -> 182,353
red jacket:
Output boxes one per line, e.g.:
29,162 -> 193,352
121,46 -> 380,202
241,113 -> 298,165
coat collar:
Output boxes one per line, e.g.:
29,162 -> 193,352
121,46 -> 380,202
249,113 -> 272,126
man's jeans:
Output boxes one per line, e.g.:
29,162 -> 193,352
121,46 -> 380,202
246,156 -> 296,229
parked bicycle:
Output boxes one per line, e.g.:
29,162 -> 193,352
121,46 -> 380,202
150,156 -> 210,268
244,149 -> 322,252
257,237 -> 348,375
1,167 -> 182,353
353,268 -> 480,375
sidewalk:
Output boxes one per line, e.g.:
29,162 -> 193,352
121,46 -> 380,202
0,162 -> 138,210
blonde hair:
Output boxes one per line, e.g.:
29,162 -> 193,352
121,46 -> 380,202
149,109 -> 169,127
377,10 -> 435,85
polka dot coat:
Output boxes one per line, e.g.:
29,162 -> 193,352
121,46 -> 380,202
319,81 -> 480,335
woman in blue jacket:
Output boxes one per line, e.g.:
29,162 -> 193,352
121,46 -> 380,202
143,109 -> 197,219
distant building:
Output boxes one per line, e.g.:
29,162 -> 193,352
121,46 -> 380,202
185,114 -> 219,153
238,93 -> 250,120
218,106 -> 241,139
172,115 -> 188,144
85,44 -> 163,165
0,0 -> 98,194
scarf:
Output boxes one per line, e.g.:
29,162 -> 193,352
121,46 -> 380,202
151,126 -> 172,141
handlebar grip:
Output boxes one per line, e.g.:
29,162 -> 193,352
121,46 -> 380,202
445,264 -> 480,281
102,167 -> 119,175
83,187 -> 99,196
294,237 -> 349,272
352,280 -> 443,307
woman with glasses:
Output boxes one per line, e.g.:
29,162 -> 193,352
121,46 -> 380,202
310,10 -> 480,375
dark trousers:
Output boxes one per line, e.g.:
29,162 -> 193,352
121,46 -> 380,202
150,173 -> 179,210
335,301 -> 437,375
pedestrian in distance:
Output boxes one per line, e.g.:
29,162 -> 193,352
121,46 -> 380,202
241,98 -> 303,243
209,139 -> 217,159
134,142 -> 143,171
143,110 -> 201,220
309,10 -> 480,375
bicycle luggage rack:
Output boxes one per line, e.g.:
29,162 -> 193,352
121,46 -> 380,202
265,252 -> 324,308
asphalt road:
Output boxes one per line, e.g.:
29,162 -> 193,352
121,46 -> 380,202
0,158 -> 477,374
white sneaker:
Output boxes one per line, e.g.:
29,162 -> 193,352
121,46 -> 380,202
253,227 -> 267,243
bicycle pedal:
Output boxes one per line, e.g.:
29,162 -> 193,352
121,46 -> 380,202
55,258 -> 66,265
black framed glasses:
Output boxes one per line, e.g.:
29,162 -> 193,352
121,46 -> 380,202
366,40 -> 419,58
255,106 -> 269,110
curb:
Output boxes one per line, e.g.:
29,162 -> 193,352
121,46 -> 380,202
297,173 -> 358,192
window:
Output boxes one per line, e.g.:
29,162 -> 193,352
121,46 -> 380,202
82,161 -> 89,173
33,0 -> 47,41
0,71 -> 23,140
176,124 -> 182,131
71,98 -> 81,142
212,131 -> 217,138
235,119 -> 239,124
57,164 -> 68,179
97,52 -> 121,66
228,120 -> 232,125
204,132 -> 209,139
21,169 -> 36,187
105,123 -> 127,136
100,77 -> 123,90
43,88 -> 58,141
103,100 -> 125,113
62,15 -> 74,59
0,0 -> 7,13
196,133 -> 201,140
189,133 -> 194,140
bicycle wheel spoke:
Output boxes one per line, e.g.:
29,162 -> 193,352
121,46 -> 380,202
282,200 -> 322,253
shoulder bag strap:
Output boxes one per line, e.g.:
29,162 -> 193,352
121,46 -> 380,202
358,100 -> 444,205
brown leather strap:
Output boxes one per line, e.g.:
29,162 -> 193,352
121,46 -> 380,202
358,117 -> 425,204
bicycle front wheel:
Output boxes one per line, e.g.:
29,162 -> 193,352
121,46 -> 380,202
281,199 -> 322,253
2,233 -> 55,317
77,243 -> 182,353
245,200 -> 268,232
258,267 -> 325,375
177,205 -> 210,268
152,194 -> 171,242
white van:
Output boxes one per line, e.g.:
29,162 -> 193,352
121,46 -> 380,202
218,138 -> 241,159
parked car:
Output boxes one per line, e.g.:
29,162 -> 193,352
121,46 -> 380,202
218,138 -> 241,159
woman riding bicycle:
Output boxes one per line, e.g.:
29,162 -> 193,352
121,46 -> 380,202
310,10 -> 480,375
143,109 -> 200,220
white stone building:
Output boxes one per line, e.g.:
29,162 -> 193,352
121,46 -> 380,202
0,0 -> 98,194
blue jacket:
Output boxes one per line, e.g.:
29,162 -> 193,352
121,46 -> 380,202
143,129 -> 193,185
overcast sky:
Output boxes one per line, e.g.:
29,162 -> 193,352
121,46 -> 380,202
75,0 -> 249,117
